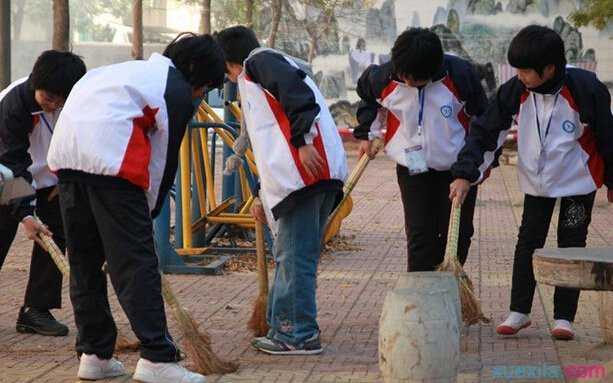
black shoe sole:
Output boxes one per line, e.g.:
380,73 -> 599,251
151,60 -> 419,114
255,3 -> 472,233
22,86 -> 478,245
16,324 -> 69,337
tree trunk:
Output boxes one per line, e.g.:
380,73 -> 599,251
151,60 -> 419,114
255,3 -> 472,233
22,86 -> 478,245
52,0 -> 70,51
13,0 -> 25,41
306,8 -> 334,62
268,0 -> 282,48
132,0 -> 143,59
0,1 -> 10,88
246,0 -> 254,27
308,34 -> 317,62
199,0 -> 211,34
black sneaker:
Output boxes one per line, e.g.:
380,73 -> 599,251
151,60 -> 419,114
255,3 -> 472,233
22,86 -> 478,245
16,307 -> 69,337
252,334 -> 323,355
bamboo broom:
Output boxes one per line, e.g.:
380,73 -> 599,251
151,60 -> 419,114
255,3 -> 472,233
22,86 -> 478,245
323,138 -> 383,243
35,228 -> 140,352
437,201 -> 489,325
247,219 -> 269,337
94,238 -> 238,373
160,275 -> 238,374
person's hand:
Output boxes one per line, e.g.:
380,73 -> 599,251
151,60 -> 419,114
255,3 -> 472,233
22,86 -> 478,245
608,188 -> 613,203
21,216 -> 52,247
250,198 -> 268,224
358,140 -> 379,159
298,144 -> 325,179
449,178 -> 471,207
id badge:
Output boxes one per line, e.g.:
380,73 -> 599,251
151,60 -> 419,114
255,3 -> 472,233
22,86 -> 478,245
537,149 -> 547,175
405,146 -> 428,175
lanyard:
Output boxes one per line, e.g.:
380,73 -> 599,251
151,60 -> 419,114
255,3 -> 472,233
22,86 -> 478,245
532,93 -> 558,148
417,87 -> 425,135
40,114 -> 53,135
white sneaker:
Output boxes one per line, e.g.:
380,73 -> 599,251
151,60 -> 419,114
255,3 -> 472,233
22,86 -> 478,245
77,353 -> 126,380
551,319 -> 574,340
133,358 -> 206,383
496,311 -> 531,335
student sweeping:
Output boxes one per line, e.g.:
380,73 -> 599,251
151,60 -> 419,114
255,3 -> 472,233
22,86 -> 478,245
449,25 -> 613,340
0,50 -> 86,337
215,25 -> 347,355
47,33 -> 225,382
354,28 -> 488,272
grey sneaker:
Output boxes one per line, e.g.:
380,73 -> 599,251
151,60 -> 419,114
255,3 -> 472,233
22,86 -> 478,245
252,334 -> 322,355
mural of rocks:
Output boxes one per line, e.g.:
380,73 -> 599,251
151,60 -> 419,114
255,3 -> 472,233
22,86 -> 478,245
265,0 -> 610,128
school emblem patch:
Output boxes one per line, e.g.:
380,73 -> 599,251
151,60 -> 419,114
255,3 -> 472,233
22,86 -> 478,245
440,105 -> 452,118
562,120 -> 576,134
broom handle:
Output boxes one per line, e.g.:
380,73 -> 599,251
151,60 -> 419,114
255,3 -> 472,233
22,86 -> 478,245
444,201 -> 462,262
160,274 -> 189,321
328,139 -> 382,220
325,155 -> 369,225
36,230 -> 70,277
255,220 -> 268,294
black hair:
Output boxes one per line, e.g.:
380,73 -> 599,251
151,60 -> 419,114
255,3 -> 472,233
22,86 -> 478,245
507,25 -> 566,76
30,50 -> 86,99
391,28 -> 443,81
214,25 -> 260,66
163,32 -> 226,89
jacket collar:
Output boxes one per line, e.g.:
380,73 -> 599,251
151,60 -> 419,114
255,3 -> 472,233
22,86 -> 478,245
24,78 -> 42,115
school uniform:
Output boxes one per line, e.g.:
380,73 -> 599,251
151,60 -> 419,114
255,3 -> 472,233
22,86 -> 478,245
0,77 -> 64,312
451,67 -> 613,321
47,53 -> 194,361
237,48 -> 347,347
355,54 -> 489,271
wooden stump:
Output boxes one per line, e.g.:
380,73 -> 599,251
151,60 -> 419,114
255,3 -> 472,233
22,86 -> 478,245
533,247 -> 613,358
380,276 -> 460,383
395,272 -> 462,330
600,292 -> 613,344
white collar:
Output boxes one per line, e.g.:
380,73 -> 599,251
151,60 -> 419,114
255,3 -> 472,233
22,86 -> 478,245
148,52 -> 175,68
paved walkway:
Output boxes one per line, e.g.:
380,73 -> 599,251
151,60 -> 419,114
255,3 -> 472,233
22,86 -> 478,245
0,150 -> 612,383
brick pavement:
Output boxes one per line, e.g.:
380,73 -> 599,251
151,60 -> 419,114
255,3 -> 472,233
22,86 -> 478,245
0,151 -> 611,383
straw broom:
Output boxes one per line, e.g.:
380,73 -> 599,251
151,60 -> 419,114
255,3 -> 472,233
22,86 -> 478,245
247,219 -> 269,336
35,228 -> 140,352
160,275 -> 238,374
221,102 -> 269,337
437,201 -> 489,325
94,238 -> 238,373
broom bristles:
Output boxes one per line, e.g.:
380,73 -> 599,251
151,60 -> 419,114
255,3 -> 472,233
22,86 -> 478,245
437,256 -> 490,325
115,333 -> 140,352
247,295 -> 269,337
161,276 -> 238,375
458,275 -> 490,325
178,313 -> 239,374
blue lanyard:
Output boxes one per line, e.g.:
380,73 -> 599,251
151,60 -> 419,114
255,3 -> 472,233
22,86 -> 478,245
40,114 -> 53,135
532,93 -> 558,148
417,87 -> 425,135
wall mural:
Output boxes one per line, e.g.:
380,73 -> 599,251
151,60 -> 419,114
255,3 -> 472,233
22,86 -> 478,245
264,0 -> 611,129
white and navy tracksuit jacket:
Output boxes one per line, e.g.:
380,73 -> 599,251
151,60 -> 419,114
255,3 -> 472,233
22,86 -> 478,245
451,68 -> 613,197
0,77 -> 59,219
47,53 -> 194,217
237,48 -> 347,223
354,54 -> 489,172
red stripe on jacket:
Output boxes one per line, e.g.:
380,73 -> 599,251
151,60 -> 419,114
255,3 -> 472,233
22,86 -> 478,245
263,91 -> 330,185
117,105 -> 159,189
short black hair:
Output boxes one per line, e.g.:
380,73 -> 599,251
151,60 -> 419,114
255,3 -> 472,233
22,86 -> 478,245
214,25 -> 260,65
30,50 -> 86,100
508,25 -> 566,76
163,32 -> 226,89
391,28 -> 443,81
